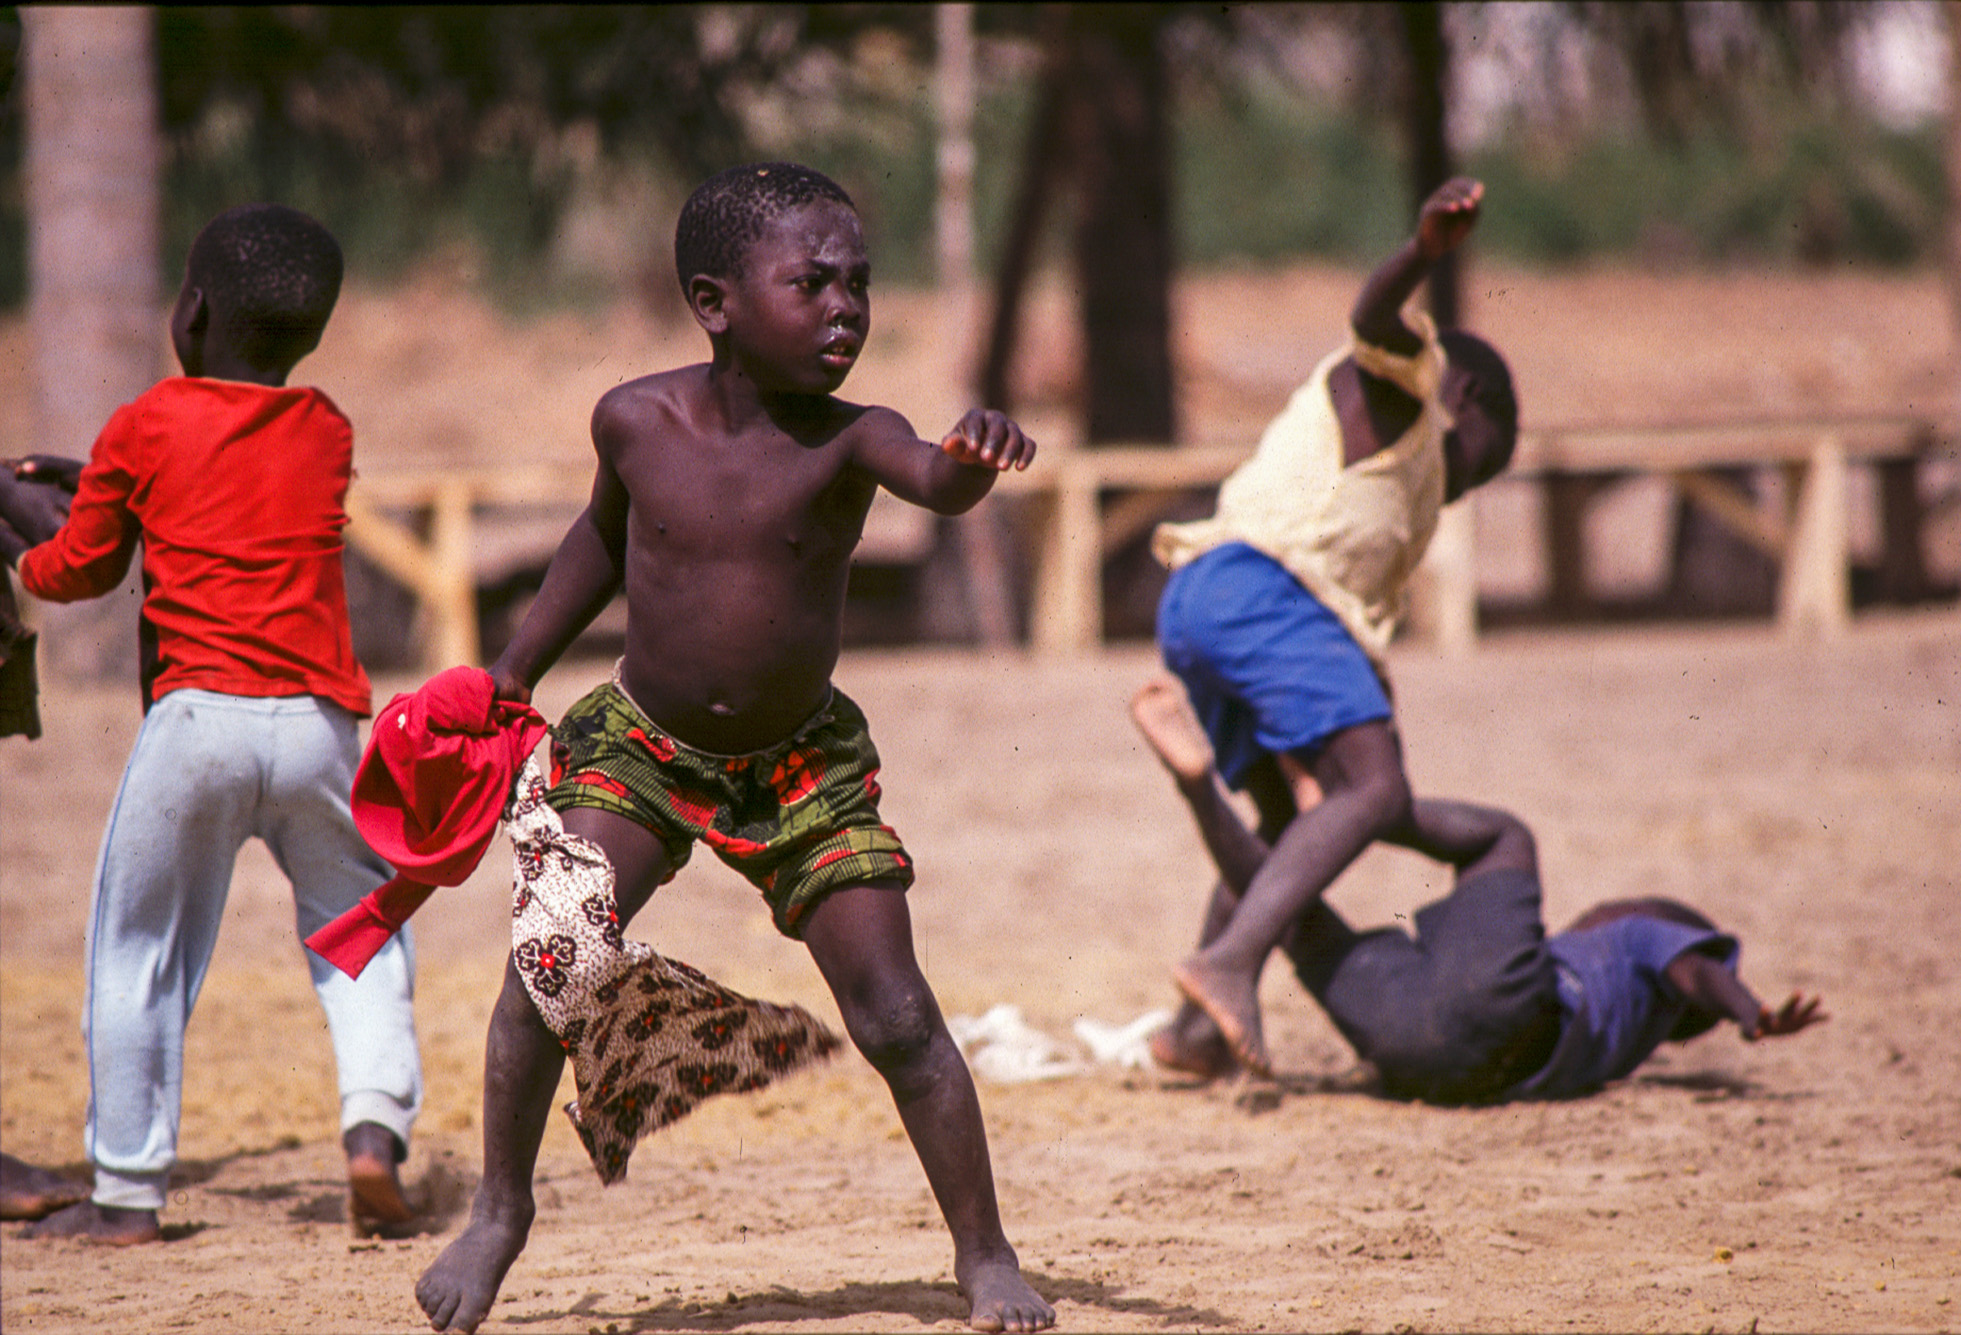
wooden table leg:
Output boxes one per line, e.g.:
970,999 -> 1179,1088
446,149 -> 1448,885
1542,466 -> 1594,619
1876,447 -> 1929,604
427,479 -> 481,670
1412,501 -> 1477,655
1030,466 -> 1101,655
1777,435 -> 1850,638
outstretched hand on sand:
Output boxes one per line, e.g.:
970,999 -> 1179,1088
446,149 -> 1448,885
1746,991 -> 1828,1041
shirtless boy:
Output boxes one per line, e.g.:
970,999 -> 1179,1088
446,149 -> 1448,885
415,163 -> 1053,1334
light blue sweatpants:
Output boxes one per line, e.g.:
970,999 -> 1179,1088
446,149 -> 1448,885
83,688 -> 422,1212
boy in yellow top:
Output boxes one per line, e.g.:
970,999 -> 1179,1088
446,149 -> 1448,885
1149,177 -> 1518,1079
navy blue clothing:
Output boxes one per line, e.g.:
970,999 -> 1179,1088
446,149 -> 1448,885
1289,873 -> 1738,1104
1156,542 -> 1392,790
1509,916 -> 1739,1100
1287,868 -> 1563,1104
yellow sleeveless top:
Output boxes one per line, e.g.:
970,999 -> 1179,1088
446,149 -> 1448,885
1151,311 -> 1451,667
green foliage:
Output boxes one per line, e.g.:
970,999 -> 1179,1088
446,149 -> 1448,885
1466,111 -> 1946,270
0,6 -> 1952,314
1174,77 -> 1409,266
161,114 -> 579,313
762,77 -> 1052,286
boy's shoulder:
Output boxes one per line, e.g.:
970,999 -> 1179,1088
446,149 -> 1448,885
593,366 -> 901,450
590,366 -> 704,450
594,364 -> 699,415
106,377 -> 350,449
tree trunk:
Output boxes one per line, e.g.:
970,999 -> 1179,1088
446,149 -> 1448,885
978,5 -> 1178,641
981,5 -> 1176,444
1070,5 -> 1175,444
23,5 -> 161,684
1399,1 -> 1459,328
980,8 -> 1073,415
934,1 -> 1017,646
1946,2 -> 1961,420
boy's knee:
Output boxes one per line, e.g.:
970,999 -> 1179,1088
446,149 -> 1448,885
841,984 -> 940,1073
1313,723 -> 1410,831
1361,768 -> 1413,838
1489,812 -> 1535,867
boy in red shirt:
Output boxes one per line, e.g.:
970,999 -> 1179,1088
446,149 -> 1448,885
1,204 -> 422,1244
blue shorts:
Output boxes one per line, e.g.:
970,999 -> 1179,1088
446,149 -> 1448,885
1156,543 -> 1392,789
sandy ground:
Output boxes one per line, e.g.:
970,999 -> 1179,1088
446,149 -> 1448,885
4,611 -> 1960,1334
4,263 -> 1961,1332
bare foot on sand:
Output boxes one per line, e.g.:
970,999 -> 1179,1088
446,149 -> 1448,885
1148,1005 -> 1240,1081
416,1206 -> 532,1334
344,1122 -> 413,1236
1130,677 -> 1214,784
19,1199 -> 160,1245
0,1153 -> 89,1221
957,1252 -> 1055,1332
1172,955 -> 1270,1078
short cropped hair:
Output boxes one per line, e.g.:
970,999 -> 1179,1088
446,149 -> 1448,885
674,162 -> 855,294
187,204 -> 343,369
1440,329 -> 1519,467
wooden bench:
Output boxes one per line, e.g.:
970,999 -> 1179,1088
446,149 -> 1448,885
992,415 -> 1952,654
1512,416 -> 1946,637
342,416 -> 1950,668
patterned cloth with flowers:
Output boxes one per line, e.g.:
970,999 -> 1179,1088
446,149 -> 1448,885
506,759 -> 844,1184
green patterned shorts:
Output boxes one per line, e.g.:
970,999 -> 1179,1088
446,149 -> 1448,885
545,676 -> 913,937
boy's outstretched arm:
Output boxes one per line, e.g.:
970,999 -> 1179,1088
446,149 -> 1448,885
1663,951 -> 1828,1041
855,407 -> 1035,516
487,452 -> 629,703
1349,176 -> 1483,355
9,451 -> 138,603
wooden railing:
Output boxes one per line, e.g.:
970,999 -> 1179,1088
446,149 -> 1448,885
343,466 -> 587,671
992,414 -> 1950,654
342,415 -> 1953,668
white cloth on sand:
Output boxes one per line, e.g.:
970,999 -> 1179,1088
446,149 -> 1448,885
947,1004 -> 1172,1083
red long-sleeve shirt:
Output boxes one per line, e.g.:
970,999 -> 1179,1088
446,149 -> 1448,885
20,376 -> 373,716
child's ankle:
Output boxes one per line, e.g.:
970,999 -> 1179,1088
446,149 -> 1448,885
342,1121 -> 405,1164
469,1192 -> 537,1233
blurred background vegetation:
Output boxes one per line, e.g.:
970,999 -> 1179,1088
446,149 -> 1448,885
0,2 -> 1949,317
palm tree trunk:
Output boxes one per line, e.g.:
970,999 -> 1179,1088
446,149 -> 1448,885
22,5 -> 161,684
1946,1 -> 1961,419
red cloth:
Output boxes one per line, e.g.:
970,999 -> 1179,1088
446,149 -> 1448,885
306,666 -> 548,978
19,377 -> 371,715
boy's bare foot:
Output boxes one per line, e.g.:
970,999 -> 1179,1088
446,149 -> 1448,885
1171,955 -> 1271,1078
343,1122 -> 413,1234
0,1153 -> 89,1221
18,1199 -> 160,1245
1147,1010 -> 1239,1081
1129,676 -> 1214,784
957,1252 -> 1055,1332
416,1206 -> 532,1334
